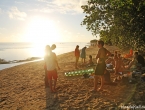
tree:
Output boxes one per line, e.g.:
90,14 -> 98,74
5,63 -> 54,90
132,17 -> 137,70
81,0 -> 145,50
90,39 -> 97,43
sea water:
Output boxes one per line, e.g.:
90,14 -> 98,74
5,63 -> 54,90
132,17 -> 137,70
0,42 -> 89,70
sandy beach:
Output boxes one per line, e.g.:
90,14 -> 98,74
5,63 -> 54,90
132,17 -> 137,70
0,45 -> 140,110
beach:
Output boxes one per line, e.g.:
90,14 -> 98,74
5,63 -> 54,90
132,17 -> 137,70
0,45 -> 139,110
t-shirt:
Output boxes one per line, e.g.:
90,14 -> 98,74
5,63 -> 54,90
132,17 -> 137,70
44,52 -> 56,71
137,55 -> 145,66
75,48 -> 80,57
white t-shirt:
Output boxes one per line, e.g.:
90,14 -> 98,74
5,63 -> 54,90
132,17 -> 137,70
44,52 -> 56,71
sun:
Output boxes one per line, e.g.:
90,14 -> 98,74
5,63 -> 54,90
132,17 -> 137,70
24,16 -> 60,44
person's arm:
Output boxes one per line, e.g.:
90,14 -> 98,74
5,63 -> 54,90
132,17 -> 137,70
114,60 -> 117,68
106,49 -> 112,57
121,59 -> 125,69
54,53 -> 60,70
105,58 -> 111,64
96,49 -> 101,59
127,59 -> 134,69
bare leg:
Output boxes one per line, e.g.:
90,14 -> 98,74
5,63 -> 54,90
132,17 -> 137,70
45,70 -> 49,88
48,80 -> 53,92
75,57 -> 79,68
93,75 -> 98,91
75,57 -> 77,68
53,79 -> 57,92
98,76 -> 104,91
75,62 -> 77,68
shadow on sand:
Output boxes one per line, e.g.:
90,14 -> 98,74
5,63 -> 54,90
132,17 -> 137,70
45,88 -> 60,110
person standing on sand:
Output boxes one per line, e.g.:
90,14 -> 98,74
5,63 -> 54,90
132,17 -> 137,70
80,46 -> 87,64
75,45 -> 80,69
44,45 -> 60,92
114,53 -> 125,80
44,44 -> 56,88
92,40 -> 111,92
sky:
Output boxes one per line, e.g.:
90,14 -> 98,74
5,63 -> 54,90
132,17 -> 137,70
0,0 -> 98,43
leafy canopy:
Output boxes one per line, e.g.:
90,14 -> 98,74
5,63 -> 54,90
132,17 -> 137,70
81,0 -> 145,51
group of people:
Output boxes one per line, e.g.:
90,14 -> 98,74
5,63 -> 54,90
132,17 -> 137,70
75,46 -> 87,68
44,41 -> 145,93
75,40 -> 145,91
96,42 -> 145,91
74,41 -> 111,91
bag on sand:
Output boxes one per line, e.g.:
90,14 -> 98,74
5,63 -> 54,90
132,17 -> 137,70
104,70 -> 118,86
104,69 -> 111,82
83,73 -> 90,78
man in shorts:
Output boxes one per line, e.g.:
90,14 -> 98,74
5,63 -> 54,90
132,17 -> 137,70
93,40 -> 111,92
44,44 -> 56,88
44,45 -> 60,92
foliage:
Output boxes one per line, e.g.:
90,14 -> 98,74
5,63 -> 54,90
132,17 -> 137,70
90,39 -> 98,43
81,0 -> 145,51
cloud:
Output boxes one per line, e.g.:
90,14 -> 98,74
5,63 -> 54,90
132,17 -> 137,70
8,7 -> 27,20
37,0 -> 88,14
30,7 -> 54,13
0,8 -> 2,14
15,1 -> 25,4
52,0 -> 87,13
37,0 -> 47,2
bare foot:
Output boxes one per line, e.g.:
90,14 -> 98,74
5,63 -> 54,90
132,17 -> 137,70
90,89 -> 97,92
53,88 -> 57,93
97,88 -> 103,91
50,89 -> 54,93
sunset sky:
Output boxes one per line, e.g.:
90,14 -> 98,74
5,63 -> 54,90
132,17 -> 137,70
0,0 -> 98,43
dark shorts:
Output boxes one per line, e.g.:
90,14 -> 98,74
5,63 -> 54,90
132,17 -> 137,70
95,63 -> 106,75
47,69 -> 58,80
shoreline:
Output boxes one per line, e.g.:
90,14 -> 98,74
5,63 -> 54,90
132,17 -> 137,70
0,57 -> 42,64
0,50 -> 77,71
0,45 -> 138,110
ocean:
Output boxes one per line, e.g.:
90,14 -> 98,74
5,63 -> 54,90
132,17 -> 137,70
0,42 -> 89,70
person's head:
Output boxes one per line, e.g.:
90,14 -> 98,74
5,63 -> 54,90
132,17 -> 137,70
134,52 -> 138,58
45,45 -> 51,55
97,40 -> 104,48
114,51 -> 117,54
118,53 -> 121,58
76,45 -> 79,49
89,55 -> 92,59
111,54 -> 114,57
51,44 -> 56,50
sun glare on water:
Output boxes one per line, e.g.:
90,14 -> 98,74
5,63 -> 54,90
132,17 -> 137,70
24,17 -> 60,57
